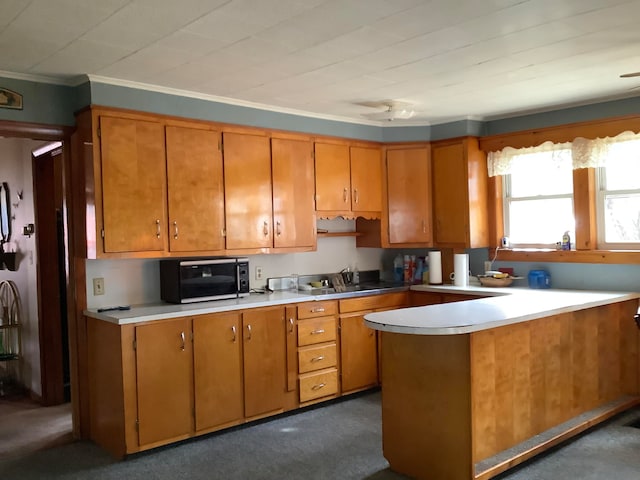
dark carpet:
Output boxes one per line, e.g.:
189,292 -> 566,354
0,391 -> 639,480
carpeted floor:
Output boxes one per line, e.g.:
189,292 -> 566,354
0,391 -> 639,479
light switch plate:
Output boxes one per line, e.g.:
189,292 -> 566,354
93,277 -> 105,296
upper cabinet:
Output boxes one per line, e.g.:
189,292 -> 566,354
97,114 -> 168,255
271,136 -> 316,249
314,141 -> 382,219
223,131 -> 316,253
356,144 -> 431,248
166,125 -> 225,253
431,137 -> 489,248
223,132 -> 273,250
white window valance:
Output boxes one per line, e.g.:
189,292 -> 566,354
487,130 -> 640,177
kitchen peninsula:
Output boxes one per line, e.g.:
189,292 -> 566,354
365,288 -> 640,480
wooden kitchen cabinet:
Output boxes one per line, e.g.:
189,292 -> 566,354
223,131 -> 273,250
431,137 -> 489,248
166,125 -> 225,253
296,300 -> 339,403
135,317 -> 193,446
271,136 -> 316,249
339,293 -> 408,394
314,141 -> 382,218
193,312 -> 243,432
356,144 -> 431,248
242,306 -> 287,418
97,114 -> 168,254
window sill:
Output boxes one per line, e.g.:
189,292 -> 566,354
494,248 -> 640,265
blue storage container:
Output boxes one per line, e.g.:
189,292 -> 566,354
528,270 -> 551,288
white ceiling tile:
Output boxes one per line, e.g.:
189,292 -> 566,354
0,0 -> 29,29
30,40 -> 130,77
154,31 -> 225,56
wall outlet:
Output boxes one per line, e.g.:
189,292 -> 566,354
255,266 -> 263,280
93,277 -> 105,296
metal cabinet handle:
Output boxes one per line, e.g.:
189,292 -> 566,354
231,325 -> 237,342
288,317 -> 294,333
422,220 -> 426,233
180,331 -> 185,351
310,329 -> 325,335
312,383 -> 326,391
343,187 -> 349,203
263,221 -> 269,236
173,220 -> 179,239
311,307 -> 325,313
311,355 -> 325,363
276,221 -> 282,236
354,188 -> 359,204
246,324 -> 252,340
155,219 -> 161,238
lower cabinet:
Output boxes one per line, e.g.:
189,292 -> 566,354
136,317 -> 193,446
86,294 -> 410,458
242,307 -> 287,418
339,292 -> 408,394
296,300 -> 339,404
193,312 -> 243,432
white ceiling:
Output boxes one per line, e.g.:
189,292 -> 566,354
2,0 -> 640,125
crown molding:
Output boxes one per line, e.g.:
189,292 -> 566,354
0,70 -> 88,87
87,75 -> 432,128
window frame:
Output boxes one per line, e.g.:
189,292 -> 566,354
480,114 -> 640,265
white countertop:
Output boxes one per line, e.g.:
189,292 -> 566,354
365,286 -> 640,335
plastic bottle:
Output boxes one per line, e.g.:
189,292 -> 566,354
562,231 -> 571,251
352,265 -> 360,285
393,255 -> 403,283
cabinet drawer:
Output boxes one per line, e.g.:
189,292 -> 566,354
299,369 -> 338,403
298,301 -> 338,319
298,344 -> 337,374
297,317 -> 336,346
339,292 -> 408,313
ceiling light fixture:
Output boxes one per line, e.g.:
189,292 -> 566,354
361,101 -> 416,121
620,71 -> 640,78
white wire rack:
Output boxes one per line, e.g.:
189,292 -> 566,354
0,280 -> 22,395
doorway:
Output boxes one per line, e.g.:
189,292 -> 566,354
0,121 -> 72,414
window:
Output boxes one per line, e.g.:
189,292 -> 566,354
596,139 -> 640,249
499,148 -> 575,248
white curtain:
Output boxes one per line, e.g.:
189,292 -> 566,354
487,130 -> 640,176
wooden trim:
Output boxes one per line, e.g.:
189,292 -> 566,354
573,168 -> 597,250
0,119 -> 72,140
488,176 -> 504,246
494,248 -> 640,264
475,397 -> 640,480
480,114 -> 640,152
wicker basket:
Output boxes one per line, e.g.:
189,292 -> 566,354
477,275 -> 514,287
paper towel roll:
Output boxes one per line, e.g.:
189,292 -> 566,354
453,253 -> 469,287
428,251 -> 442,285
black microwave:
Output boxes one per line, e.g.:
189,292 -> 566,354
160,257 -> 250,303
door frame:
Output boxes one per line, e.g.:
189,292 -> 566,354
0,120 -> 78,425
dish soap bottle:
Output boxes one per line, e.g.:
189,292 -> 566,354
352,265 -> 360,285
562,231 -> 571,250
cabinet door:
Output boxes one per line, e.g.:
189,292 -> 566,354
135,317 -> 193,446
272,137 -> 315,248
350,146 -> 382,213
99,116 -> 167,253
314,142 -> 351,213
386,147 -> 431,244
340,313 -> 378,393
432,142 -> 468,245
193,312 -> 243,431
242,307 -> 286,418
166,126 -> 225,252
223,132 -> 273,249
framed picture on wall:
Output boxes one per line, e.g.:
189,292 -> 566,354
0,88 -> 23,110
